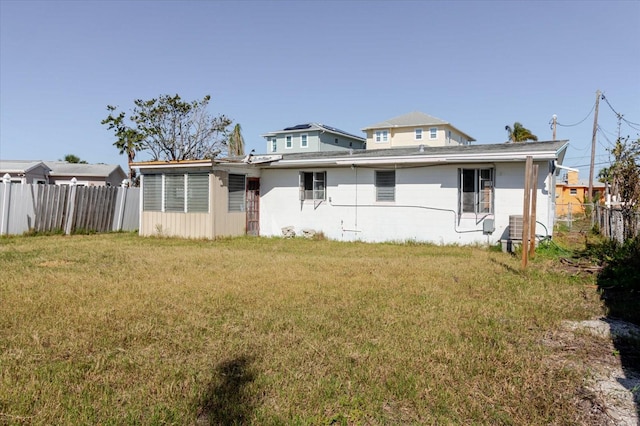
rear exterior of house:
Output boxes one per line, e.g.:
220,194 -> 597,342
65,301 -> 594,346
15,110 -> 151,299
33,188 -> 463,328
257,141 -> 568,245
133,141 -> 568,245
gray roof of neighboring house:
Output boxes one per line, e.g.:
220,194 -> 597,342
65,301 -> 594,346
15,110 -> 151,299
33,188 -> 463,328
252,140 -> 569,168
262,123 -> 365,142
0,160 -> 50,174
45,161 -> 125,178
362,111 -> 476,141
0,160 -> 125,179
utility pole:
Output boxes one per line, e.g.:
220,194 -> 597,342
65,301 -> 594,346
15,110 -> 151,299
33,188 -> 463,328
588,90 -> 601,204
552,114 -> 557,140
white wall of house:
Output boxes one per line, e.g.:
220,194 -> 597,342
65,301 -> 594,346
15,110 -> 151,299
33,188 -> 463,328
259,161 -> 554,244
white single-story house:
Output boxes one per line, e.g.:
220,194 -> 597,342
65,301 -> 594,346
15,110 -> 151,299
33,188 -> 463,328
133,140 -> 569,245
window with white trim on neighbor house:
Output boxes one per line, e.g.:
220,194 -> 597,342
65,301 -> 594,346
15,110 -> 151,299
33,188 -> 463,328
299,171 -> 326,201
286,135 -> 292,149
429,128 -> 437,139
375,170 -> 395,202
375,130 -> 388,143
300,134 -> 308,148
271,138 -> 277,152
460,168 -> 493,214
415,128 -> 423,140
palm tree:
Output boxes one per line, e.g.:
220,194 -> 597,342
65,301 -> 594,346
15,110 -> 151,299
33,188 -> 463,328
61,154 -> 88,164
505,122 -> 538,143
228,123 -> 245,156
115,129 -> 144,181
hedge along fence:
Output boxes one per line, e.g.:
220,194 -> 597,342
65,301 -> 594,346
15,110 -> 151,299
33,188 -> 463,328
0,179 -> 139,236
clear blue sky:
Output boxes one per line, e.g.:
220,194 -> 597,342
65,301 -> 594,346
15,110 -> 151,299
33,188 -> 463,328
1,0 -> 639,179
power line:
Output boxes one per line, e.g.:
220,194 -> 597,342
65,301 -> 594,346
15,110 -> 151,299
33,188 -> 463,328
569,161 -> 611,168
556,102 -> 596,127
601,93 -> 640,127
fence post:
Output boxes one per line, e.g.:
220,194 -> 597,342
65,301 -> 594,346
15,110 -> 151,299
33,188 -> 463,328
64,179 -> 78,235
115,180 -> 128,232
1,173 -> 12,235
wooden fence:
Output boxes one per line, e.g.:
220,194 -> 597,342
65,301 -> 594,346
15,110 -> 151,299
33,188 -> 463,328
0,182 -> 139,236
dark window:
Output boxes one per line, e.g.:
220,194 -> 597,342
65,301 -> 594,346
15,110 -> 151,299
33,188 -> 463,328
375,170 -> 395,202
228,174 -> 246,212
460,168 -> 493,214
299,171 -> 326,201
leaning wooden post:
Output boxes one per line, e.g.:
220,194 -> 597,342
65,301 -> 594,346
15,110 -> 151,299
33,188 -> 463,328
529,164 -> 539,258
521,156 -> 533,268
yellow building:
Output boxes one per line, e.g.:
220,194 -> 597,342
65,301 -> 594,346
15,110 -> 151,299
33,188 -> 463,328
555,170 -> 605,217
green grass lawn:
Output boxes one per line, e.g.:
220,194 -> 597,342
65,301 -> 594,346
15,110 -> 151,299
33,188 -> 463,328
0,233 -> 603,425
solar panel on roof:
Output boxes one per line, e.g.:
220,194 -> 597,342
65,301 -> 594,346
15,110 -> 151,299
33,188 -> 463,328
283,124 -> 312,131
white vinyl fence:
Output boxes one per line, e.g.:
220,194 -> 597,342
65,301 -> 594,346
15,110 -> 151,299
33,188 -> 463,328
0,180 -> 139,236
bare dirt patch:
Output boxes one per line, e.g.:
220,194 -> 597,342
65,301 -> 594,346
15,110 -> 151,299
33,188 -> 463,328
544,318 -> 640,425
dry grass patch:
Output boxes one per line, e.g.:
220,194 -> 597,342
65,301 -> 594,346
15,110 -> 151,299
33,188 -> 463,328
0,234 -> 604,424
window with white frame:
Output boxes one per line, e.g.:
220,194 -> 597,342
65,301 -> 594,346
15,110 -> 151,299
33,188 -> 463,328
460,168 -> 493,214
570,188 -> 577,195
285,135 -> 292,149
301,134 -> 308,148
142,172 -> 209,213
375,170 -> 395,202
299,171 -> 326,201
415,128 -> 423,140
271,138 -> 277,152
375,130 -> 389,143
228,174 -> 246,212
429,128 -> 437,139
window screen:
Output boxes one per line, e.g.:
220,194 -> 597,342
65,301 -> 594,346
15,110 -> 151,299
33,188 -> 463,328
187,173 -> 209,212
143,174 -> 162,211
165,174 -> 185,212
228,174 -> 246,212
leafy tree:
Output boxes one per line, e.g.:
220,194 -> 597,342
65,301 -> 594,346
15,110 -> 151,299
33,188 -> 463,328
607,136 -> 640,239
505,122 -> 538,143
62,154 -> 87,164
102,94 -> 232,167
228,123 -> 245,156
101,107 -> 144,181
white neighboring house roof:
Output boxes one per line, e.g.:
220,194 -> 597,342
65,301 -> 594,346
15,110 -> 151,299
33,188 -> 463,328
362,111 -> 476,142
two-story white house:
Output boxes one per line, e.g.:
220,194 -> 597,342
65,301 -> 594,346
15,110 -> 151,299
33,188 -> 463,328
362,111 -> 475,149
263,123 -> 366,154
